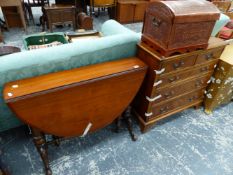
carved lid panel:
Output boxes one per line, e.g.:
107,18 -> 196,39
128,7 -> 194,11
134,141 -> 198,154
148,1 -> 220,23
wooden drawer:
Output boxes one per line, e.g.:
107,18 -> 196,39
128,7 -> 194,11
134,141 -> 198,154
161,54 -> 197,74
196,47 -> 224,65
48,9 -> 75,23
146,90 -> 204,120
147,72 -> 211,103
153,60 -> 217,89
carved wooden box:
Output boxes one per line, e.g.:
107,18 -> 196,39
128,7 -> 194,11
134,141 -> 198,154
142,1 -> 220,56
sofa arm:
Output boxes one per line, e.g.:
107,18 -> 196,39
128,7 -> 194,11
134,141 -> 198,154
211,13 -> 230,36
101,20 -> 138,36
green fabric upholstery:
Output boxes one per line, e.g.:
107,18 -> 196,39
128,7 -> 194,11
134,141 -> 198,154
211,13 -> 230,36
0,20 -> 140,132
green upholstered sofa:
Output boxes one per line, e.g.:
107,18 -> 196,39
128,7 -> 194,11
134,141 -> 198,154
0,20 -> 141,132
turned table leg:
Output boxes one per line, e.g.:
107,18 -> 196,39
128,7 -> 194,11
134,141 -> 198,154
123,106 -> 137,141
31,128 -> 52,175
114,117 -> 121,133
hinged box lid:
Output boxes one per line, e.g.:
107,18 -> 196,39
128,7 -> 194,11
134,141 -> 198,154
148,0 -> 220,23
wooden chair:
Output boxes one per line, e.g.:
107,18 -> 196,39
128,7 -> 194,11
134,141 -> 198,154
89,0 -> 117,18
24,0 -> 50,24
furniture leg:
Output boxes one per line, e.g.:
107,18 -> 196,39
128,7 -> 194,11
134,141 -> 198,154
123,106 -> 137,141
52,135 -> 61,147
49,22 -> 53,32
114,116 -> 121,133
31,128 -> 52,175
18,5 -> 27,31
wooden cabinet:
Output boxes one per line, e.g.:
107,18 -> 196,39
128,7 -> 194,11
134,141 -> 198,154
117,0 -> 149,23
133,40 -> 226,132
44,5 -> 76,32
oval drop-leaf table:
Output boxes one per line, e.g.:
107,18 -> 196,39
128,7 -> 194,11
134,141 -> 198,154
3,57 -> 147,175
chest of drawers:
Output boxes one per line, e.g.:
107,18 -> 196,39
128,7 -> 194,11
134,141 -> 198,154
133,40 -> 226,132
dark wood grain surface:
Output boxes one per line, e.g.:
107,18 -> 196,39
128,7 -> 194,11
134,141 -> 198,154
4,58 -> 147,137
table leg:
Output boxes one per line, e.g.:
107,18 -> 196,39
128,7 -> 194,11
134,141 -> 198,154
31,128 -> 52,175
123,106 -> 137,141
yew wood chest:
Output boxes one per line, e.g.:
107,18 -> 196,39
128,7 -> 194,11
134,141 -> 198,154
142,1 -> 220,56
133,38 -> 227,132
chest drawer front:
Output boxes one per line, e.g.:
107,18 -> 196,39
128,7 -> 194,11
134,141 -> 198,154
148,90 -> 204,120
161,55 -> 196,74
196,47 -> 223,65
153,61 -> 217,89
149,73 -> 211,103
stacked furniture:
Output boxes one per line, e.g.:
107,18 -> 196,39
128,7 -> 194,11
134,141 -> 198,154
205,44 -> 233,113
133,0 -> 226,132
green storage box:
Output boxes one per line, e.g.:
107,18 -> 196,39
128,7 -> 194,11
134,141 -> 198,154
23,32 -> 68,50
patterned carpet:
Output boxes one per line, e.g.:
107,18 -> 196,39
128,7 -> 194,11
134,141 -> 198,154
0,103 -> 232,175
1,4 -> 233,175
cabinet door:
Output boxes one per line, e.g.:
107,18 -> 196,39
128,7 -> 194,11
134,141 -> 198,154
134,2 -> 148,22
117,2 -> 134,23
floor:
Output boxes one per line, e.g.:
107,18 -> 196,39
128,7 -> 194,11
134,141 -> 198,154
1,3 -> 233,175
0,104 -> 233,175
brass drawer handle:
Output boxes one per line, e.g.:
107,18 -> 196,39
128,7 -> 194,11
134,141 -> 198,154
160,106 -> 169,114
152,17 -> 161,28
173,60 -> 185,69
205,53 -> 214,60
169,75 -> 180,82
195,80 -> 204,88
188,95 -> 198,102
180,61 -> 185,66
164,91 -> 175,99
